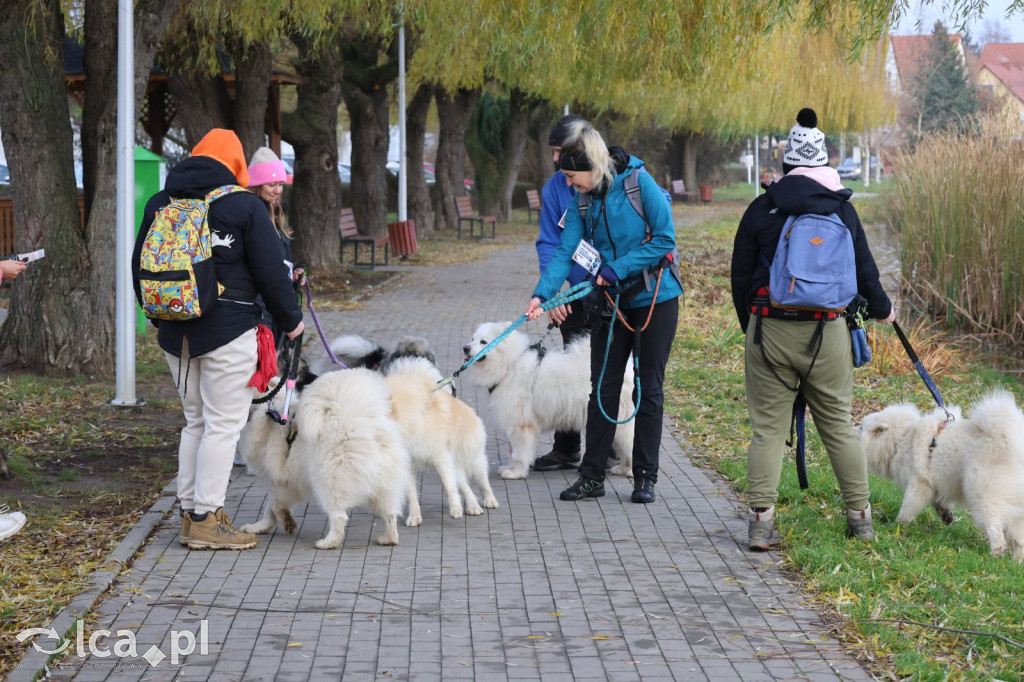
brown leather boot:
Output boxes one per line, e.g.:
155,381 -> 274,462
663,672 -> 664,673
187,508 -> 257,550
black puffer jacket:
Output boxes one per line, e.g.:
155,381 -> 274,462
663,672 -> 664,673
730,174 -> 892,333
132,156 -> 303,357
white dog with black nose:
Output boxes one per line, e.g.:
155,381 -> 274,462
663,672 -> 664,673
860,390 -> 1024,561
462,321 -> 634,479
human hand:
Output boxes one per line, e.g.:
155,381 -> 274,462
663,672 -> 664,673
293,267 -> 305,284
882,308 -> 896,324
525,297 -> 544,321
546,304 -> 570,325
0,259 -> 28,281
286,321 -> 305,340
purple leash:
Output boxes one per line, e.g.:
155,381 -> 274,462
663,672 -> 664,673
303,278 -> 348,369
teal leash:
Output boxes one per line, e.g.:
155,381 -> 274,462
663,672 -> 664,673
595,292 -> 642,424
434,281 -> 595,393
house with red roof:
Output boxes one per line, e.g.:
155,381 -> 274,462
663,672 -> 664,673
977,43 -> 1024,123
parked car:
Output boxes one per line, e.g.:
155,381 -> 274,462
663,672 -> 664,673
836,156 -> 881,181
0,164 -> 9,184
387,161 -> 473,192
338,163 -> 351,183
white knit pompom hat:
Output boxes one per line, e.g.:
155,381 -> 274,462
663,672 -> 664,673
783,108 -> 828,168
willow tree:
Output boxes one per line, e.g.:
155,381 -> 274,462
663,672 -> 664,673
406,0 -> 901,220
0,0 -> 178,374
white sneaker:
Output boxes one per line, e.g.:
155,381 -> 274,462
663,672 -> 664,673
0,505 -> 27,541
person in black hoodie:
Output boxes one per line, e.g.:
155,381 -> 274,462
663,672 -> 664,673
730,109 -> 894,551
133,129 -> 304,551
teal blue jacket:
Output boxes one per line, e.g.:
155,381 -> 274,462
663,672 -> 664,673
533,155 -> 683,309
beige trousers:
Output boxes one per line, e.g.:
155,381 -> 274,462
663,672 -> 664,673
166,328 -> 257,515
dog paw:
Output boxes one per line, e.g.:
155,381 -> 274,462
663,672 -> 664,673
405,514 -> 422,527
376,535 -> 398,546
449,506 -> 464,520
465,503 -> 484,516
990,543 -> 1007,557
934,504 -> 954,525
498,465 -> 527,480
609,463 -> 632,477
240,523 -> 268,535
483,497 -> 499,509
315,538 -> 340,550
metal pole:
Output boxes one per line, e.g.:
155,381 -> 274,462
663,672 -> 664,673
111,0 -> 142,406
753,134 -> 760,199
397,5 -> 407,222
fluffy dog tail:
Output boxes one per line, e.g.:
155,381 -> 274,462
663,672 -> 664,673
330,334 -> 388,370
295,368 -> 392,442
969,391 -> 1024,459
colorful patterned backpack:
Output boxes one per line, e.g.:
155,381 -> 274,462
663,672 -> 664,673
136,185 -> 246,321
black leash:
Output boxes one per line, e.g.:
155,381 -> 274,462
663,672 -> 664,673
892,320 -> 954,421
265,332 -> 304,424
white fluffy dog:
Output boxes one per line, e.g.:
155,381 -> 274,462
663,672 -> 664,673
383,356 -> 499,525
239,369 -> 411,549
860,391 -> 1024,561
462,322 -> 634,479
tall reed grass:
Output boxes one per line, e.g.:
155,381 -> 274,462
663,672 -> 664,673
888,116 -> 1024,343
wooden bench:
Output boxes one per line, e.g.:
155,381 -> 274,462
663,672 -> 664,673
671,179 -> 698,204
339,207 -> 389,268
454,195 -> 496,239
526,189 -> 541,223
387,220 -> 418,259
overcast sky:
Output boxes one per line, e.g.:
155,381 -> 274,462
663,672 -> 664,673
894,1 -> 1024,43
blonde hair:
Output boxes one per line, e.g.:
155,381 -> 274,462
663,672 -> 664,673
560,119 -> 616,190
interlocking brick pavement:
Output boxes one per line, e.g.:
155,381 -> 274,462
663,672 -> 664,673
13,239 -> 872,681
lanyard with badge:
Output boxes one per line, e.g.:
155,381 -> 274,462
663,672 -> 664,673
567,198 -> 605,277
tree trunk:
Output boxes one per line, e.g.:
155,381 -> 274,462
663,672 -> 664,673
341,37 -> 397,239
166,71 -> 232,149
433,87 -> 479,231
682,131 -> 700,197
496,90 -> 530,220
0,0 -> 93,372
341,86 -> 389,238
282,35 -> 343,269
231,39 -> 272,160
406,83 -> 433,238
533,104 -> 556,187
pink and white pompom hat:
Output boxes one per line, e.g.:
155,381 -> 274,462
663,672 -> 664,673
247,146 -> 290,186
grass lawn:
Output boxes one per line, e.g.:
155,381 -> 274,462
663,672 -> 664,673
668,202 -> 1024,679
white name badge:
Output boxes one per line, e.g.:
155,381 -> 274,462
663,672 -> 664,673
572,239 -> 601,276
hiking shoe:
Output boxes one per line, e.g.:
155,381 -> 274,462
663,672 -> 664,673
631,476 -> 656,504
0,505 -> 26,542
532,449 -> 581,471
748,507 -> 781,551
179,508 -> 192,547
560,477 -> 605,501
846,504 -> 874,541
187,508 -> 257,550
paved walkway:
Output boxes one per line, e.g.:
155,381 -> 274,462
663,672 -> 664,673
13,238 -> 870,681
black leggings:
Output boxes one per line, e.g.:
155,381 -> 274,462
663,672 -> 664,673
579,296 -> 678,482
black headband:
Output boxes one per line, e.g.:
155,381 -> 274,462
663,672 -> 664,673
549,114 -> 585,147
558,150 -> 592,172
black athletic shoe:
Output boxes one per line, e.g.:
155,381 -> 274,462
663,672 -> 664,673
631,477 -> 656,503
532,449 -> 582,471
560,477 -> 605,501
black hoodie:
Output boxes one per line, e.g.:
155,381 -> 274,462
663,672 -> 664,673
132,156 -> 303,357
730,174 -> 891,333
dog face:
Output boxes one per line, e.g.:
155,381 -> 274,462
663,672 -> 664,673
463,322 -> 510,364
859,404 -> 922,479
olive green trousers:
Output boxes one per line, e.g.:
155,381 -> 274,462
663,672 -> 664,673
743,315 -> 869,511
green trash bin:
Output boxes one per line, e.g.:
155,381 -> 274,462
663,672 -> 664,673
134,147 -> 167,334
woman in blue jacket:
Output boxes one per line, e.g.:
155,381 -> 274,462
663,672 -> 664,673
525,120 -> 683,503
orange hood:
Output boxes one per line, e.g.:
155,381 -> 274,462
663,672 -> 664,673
191,129 -> 250,187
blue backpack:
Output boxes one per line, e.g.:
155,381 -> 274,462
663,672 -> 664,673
768,212 -> 856,312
